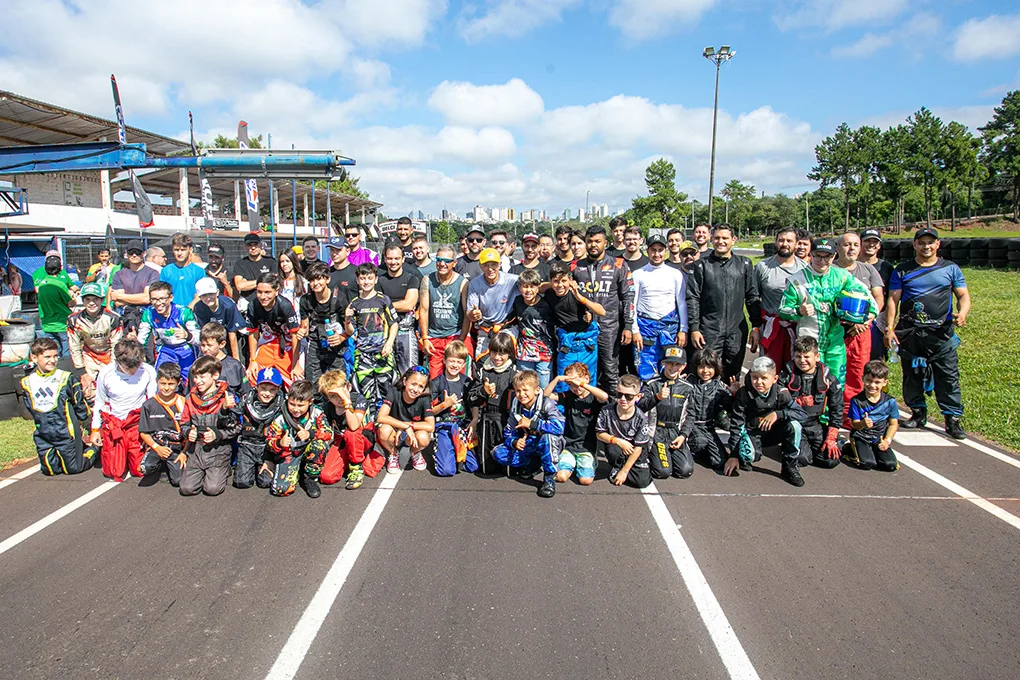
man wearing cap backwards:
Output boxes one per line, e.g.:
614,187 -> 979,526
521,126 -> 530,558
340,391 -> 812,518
859,228 -> 896,361
686,224 -> 761,383
204,242 -> 233,298
110,239 -> 160,336
885,227 -> 970,439
510,233 -> 551,281
455,226 -> 486,281
631,234 -> 688,380
232,232 -> 279,305
836,232 -> 885,425
344,226 -> 380,267
67,282 -> 124,399
465,248 -> 520,357
755,227 -> 807,367
778,238 -> 877,384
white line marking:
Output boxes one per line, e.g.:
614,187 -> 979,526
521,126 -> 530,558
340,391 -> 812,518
897,454 -> 1020,531
642,484 -> 760,680
0,480 -> 120,556
898,410 -> 1020,471
0,467 -> 38,491
266,471 -> 401,680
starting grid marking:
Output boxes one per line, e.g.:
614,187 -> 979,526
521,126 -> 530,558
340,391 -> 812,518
0,480 -> 120,556
0,466 -> 38,490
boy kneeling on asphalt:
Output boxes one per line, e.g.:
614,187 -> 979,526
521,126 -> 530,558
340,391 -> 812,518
138,362 -> 187,486
235,368 -> 286,490
265,380 -> 333,498
724,356 -> 804,487
493,370 -> 565,498
779,336 -> 843,470
844,360 -> 899,472
545,362 -> 608,487
179,356 -> 241,496
638,345 -> 695,480
597,374 -> 654,489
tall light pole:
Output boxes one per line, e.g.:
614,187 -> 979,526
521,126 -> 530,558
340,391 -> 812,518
585,189 -> 590,222
703,45 -> 736,226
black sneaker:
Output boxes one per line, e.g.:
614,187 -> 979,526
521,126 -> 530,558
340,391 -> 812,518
739,460 -> 752,472
301,476 -> 321,499
716,413 -> 731,432
782,463 -> 805,487
537,479 -> 556,498
902,408 -> 927,429
945,416 -> 967,440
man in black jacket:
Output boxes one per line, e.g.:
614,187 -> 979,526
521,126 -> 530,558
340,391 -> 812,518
686,224 -> 761,382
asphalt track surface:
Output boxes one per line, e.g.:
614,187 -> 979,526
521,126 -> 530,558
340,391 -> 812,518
2,373 -> 1020,678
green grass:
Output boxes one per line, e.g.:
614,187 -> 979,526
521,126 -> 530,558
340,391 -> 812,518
0,417 -> 37,470
887,267 -> 1020,452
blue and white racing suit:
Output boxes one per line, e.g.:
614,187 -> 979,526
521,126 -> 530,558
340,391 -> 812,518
492,392 -> 564,479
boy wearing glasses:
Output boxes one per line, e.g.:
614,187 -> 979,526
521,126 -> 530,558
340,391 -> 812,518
420,245 -> 472,379
597,374 -> 653,489
137,281 -> 201,382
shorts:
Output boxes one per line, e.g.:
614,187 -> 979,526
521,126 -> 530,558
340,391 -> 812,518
557,449 -> 595,480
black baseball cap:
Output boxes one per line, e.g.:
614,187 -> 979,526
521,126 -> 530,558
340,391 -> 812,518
465,226 -> 485,237
812,238 -> 837,255
207,243 -> 225,256
243,232 -> 263,245
125,239 -> 144,254
860,228 -> 882,242
914,227 -> 939,241
646,234 -> 667,248
661,344 -> 687,364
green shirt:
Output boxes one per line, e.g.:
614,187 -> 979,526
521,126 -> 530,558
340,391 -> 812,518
33,267 -> 74,290
36,275 -> 73,333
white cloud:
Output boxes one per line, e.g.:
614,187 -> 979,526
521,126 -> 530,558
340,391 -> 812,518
436,126 -> 517,163
321,0 -> 448,45
457,0 -> 580,42
859,105 -> 995,134
952,14 -> 1020,62
830,33 -> 894,58
428,78 -> 545,127
830,12 -> 941,59
347,59 -> 393,91
609,0 -> 717,40
775,0 -> 909,32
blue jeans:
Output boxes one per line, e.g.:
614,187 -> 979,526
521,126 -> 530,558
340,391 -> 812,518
517,360 -> 551,389
37,330 -> 69,358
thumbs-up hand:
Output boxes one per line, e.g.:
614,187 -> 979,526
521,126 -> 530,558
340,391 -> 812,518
483,378 -> 496,397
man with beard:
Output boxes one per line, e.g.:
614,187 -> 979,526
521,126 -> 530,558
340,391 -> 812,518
859,228 -> 895,360
345,225 -> 379,267
686,224 -> 761,383
631,235 -> 687,380
666,229 -> 687,270
455,226 -> 486,281
572,226 -> 634,393
755,227 -> 806,367
692,224 -> 712,255
394,216 -> 416,261
538,234 -> 554,262
606,217 -> 628,259
553,225 -> 575,264
511,233 -> 551,281
621,226 -> 649,270
232,233 -> 279,305
795,229 -> 812,262
204,243 -> 233,298
378,243 -> 422,375
410,234 -> 436,277
835,232 -> 884,424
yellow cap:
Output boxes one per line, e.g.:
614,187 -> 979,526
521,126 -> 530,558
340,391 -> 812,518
679,240 -> 697,253
479,248 -> 501,265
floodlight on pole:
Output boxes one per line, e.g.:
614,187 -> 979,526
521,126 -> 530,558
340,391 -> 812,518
703,44 -> 736,226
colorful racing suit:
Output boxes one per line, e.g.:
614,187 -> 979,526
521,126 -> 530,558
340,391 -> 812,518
179,381 -> 241,496
779,363 -> 843,468
492,392 -> 564,482
67,308 -> 123,378
265,405 -> 333,497
137,304 -> 200,381
236,390 -> 284,489
19,369 -> 96,475
572,254 -> 634,392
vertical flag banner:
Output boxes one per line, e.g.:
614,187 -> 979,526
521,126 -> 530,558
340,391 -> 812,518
237,121 -> 261,232
189,111 -> 215,227
110,74 -> 154,228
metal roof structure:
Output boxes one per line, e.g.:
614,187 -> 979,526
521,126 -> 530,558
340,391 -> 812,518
0,90 -> 190,156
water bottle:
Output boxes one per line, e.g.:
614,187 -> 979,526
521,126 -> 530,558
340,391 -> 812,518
888,344 -> 899,364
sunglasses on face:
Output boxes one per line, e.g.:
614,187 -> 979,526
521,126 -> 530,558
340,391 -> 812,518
491,240 -> 506,246
616,392 -> 638,401
436,257 -> 455,264
467,237 -> 484,243
345,233 -> 359,238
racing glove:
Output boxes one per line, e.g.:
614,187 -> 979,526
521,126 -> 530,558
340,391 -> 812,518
822,427 -> 841,460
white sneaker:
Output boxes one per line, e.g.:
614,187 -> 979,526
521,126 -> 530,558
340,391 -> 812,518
386,455 -> 401,473
411,450 -> 427,471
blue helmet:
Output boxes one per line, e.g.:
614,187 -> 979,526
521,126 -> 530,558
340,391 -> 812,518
256,367 -> 284,387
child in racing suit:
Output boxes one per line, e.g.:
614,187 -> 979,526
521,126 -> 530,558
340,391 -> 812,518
318,369 -> 382,490
344,263 -> 398,417
67,281 -> 123,400
685,348 -> 733,471
467,331 -> 517,466
136,280 -> 200,382
20,337 -> 97,475
638,344 -> 696,479
431,341 -> 477,477
844,360 -> 900,471
235,368 -> 286,489
724,356 -> 804,487
779,336 -> 843,469
492,369 -> 565,498
265,380 -> 333,498
138,362 -> 187,486
178,356 -> 242,497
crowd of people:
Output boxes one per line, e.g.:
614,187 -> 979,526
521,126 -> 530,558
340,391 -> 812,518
19,215 -> 970,499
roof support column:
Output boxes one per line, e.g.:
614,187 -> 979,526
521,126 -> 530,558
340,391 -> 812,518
303,192 -> 309,228
178,168 -> 189,224
234,181 -> 241,224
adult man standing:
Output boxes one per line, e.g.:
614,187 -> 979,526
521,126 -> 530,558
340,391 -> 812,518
778,238 -> 876,384
232,232 -> 278,304
795,229 -> 812,262
692,224 -> 712,255
607,217 -> 628,259
394,216 -> 416,261
345,226 -> 379,267
686,224 -> 760,383
204,242 -> 233,298
326,237 -> 358,304
378,243 -> 422,375
885,227 -> 970,439
465,248 -> 520,356
553,225 -> 574,264
109,239 -> 159,335
420,245 -> 471,378
35,256 -> 74,357
455,226 -> 486,281
631,235 -> 687,380
145,247 -> 165,273
755,227 -> 807,367
573,226 -> 634,392
33,249 -> 78,294
859,228 -> 895,360
666,229 -> 686,268
538,234 -> 554,263
487,230 -> 512,272
160,234 -> 206,307
621,226 -> 649,271
298,236 -> 324,275
85,247 -> 116,287
676,241 -> 700,273
835,232 -> 884,418
510,233 -> 551,281
410,234 -> 436,277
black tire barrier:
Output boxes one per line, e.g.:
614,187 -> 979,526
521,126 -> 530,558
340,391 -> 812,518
1008,240 -> 1020,253
989,238 -> 1010,249
969,258 -> 990,267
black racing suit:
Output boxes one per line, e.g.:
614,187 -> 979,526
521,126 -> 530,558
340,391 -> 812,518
572,253 -> 634,392
686,376 -> 731,469
779,362 -> 843,468
686,252 -> 761,382
236,390 -> 284,489
639,372 -> 695,478
19,369 -> 95,475
179,384 -> 243,496
728,375 -> 798,468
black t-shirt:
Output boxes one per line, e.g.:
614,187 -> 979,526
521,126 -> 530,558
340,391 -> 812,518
597,404 -> 652,447
559,390 -> 600,451
665,259 -> 687,273
299,290 -> 345,341
544,289 -> 589,334
323,392 -> 369,430
377,267 -> 422,324
454,255 -> 483,281
328,264 -> 359,307
431,373 -> 468,422
507,296 -> 554,361
873,258 -> 895,292
231,257 -> 279,300
624,254 -> 650,270
510,260 -> 551,282
606,247 -> 625,260
383,384 -> 434,424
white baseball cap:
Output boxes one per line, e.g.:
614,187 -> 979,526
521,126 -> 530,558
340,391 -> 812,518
195,277 -> 219,297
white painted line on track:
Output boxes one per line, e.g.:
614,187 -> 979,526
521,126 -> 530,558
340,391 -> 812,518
642,483 -> 760,680
266,471 -> 401,680
0,467 -> 38,491
0,480 -> 119,556
898,410 -> 1020,471
897,454 -> 1020,531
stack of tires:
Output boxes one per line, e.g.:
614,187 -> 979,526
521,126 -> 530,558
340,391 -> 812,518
969,238 -> 989,267
948,238 -> 970,266
1010,240 -> 1020,269
989,238 -> 1010,269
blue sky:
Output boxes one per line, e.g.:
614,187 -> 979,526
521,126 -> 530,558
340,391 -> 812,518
2,0 -> 1019,217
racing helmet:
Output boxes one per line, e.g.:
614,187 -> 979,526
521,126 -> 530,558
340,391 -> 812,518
835,289 -> 871,324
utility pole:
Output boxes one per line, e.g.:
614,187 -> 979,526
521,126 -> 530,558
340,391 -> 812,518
805,193 -> 810,232
585,189 -> 590,222
703,45 -> 736,226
